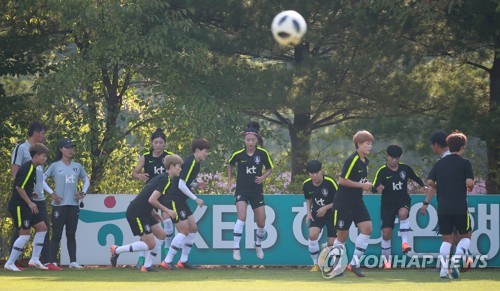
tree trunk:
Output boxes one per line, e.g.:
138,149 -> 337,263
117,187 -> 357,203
88,66 -> 125,193
289,113 -> 312,182
486,42 -> 500,194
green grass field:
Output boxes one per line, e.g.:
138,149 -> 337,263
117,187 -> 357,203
0,267 -> 499,290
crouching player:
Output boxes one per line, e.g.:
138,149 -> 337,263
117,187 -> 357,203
303,160 -> 338,272
161,138 -> 209,270
110,155 -> 181,272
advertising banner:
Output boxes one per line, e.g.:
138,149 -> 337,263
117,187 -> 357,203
60,194 -> 500,267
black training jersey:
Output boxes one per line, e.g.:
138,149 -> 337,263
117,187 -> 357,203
427,154 -> 474,215
372,163 -> 424,204
332,152 -> 369,207
143,149 -> 174,180
228,147 -> 274,196
129,173 -> 171,215
10,161 -> 37,205
303,175 -> 338,213
180,154 -> 200,187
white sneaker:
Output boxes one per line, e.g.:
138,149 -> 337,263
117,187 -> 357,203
440,269 -> 451,279
233,249 -> 241,261
69,262 -> 84,269
255,244 -> 264,259
29,259 -> 48,270
4,263 -> 21,271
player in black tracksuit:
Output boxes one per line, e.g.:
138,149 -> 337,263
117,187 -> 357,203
332,130 -> 374,277
4,143 -> 49,271
161,138 -> 209,270
131,128 -> 175,267
228,121 -> 274,261
302,160 -> 338,271
110,155 -> 182,272
372,145 -> 426,268
421,132 -> 474,279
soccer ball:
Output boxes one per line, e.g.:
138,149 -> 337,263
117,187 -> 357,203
318,244 -> 347,279
271,10 -> 307,46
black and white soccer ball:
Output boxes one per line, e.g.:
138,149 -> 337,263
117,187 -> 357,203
271,10 -> 307,46
318,244 -> 348,279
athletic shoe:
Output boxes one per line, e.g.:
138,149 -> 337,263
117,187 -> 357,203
383,261 -> 391,269
136,256 -> 145,269
69,262 -> 84,269
47,263 -> 63,271
177,261 -> 198,270
110,245 -> 119,267
4,263 -> 21,271
141,266 -> 159,272
233,249 -> 241,261
15,264 -> 25,271
451,265 -> 460,279
440,270 -> 452,279
28,259 -> 48,270
347,264 -> 365,277
310,264 -> 320,272
161,261 -> 176,270
401,242 -> 412,253
255,244 -> 264,259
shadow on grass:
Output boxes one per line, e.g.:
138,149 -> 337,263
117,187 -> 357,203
1,267 -> 498,284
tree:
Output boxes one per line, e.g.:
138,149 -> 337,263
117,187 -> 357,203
189,0 -> 440,181
373,0 -> 500,193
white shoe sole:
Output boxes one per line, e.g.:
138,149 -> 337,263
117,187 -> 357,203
233,250 -> 241,261
4,264 -> 21,271
29,260 -> 48,270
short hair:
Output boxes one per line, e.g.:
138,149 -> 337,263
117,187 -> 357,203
353,130 -> 374,149
386,144 -> 403,158
27,121 -> 48,137
430,130 -> 448,148
164,154 -> 183,170
446,131 -> 467,152
151,128 -> 166,142
192,138 -> 211,153
306,160 -> 322,173
29,143 -> 49,158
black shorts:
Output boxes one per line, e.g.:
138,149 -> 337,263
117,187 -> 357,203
309,210 -> 337,237
125,208 -> 159,237
438,212 -> 472,235
8,203 -> 44,230
235,193 -> 265,209
380,199 -> 411,229
164,199 -> 192,223
333,203 -> 371,231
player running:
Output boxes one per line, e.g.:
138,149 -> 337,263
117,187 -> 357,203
228,121 -> 274,261
161,138 -> 209,270
303,160 -> 338,271
131,128 -> 175,267
4,143 -> 50,271
372,144 -> 427,268
110,155 -> 181,272
420,132 -> 474,279
332,130 -> 374,277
